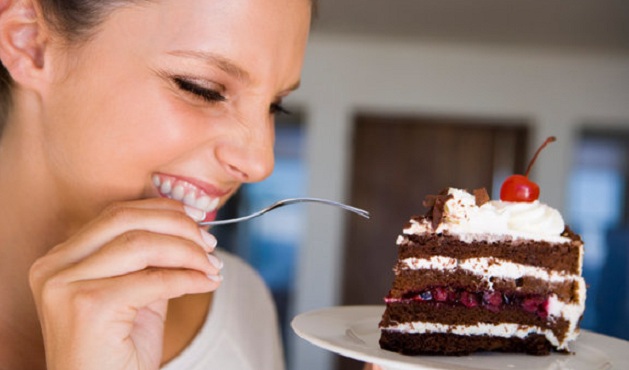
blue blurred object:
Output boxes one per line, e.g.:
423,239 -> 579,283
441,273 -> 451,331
597,227 -> 629,339
567,131 -> 629,340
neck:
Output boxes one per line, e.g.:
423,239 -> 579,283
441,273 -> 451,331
0,95 -> 67,370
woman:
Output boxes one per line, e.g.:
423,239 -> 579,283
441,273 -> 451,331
0,0 -> 311,368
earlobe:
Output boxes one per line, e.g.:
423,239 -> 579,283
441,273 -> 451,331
0,0 -> 48,87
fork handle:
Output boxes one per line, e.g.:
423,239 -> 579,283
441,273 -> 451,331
199,197 -> 369,226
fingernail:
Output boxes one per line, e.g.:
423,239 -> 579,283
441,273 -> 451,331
207,253 -> 224,270
208,274 -> 223,282
184,205 -> 206,222
200,229 -> 217,250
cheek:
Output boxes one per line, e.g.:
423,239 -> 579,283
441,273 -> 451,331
44,80 -> 200,200
83,96 -> 196,177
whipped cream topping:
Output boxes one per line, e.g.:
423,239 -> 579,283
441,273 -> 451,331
405,188 -> 570,243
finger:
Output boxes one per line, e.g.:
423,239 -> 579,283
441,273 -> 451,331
110,197 -> 208,221
64,268 -> 221,320
48,204 -> 217,264
38,268 -> 221,345
53,230 -> 223,282
30,198 -> 218,292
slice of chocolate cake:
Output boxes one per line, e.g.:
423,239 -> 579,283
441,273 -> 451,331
379,188 -> 586,356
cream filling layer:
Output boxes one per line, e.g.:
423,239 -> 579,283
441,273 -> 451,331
381,321 -> 578,350
398,256 -> 581,286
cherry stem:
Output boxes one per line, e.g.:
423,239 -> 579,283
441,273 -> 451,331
524,136 -> 556,177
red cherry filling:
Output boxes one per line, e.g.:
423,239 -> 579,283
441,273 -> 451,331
433,287 -> 449,302
483,291 -> 504,313
460,291 -> 479,308
500,136 -> 556,202
521,295 -> 549,319
386,287 -> 550,319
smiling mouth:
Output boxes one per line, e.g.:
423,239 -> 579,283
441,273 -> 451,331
152,174 -> 220,213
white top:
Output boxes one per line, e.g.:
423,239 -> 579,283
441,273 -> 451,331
162,250 -> 285,370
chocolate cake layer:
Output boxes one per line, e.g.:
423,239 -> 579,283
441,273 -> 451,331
380,301 -> 571,344
379,331 -> 556,356
388,269 -> 580,303
398,231 -> 582,273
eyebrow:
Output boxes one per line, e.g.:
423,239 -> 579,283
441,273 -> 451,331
168,50 -> 252,83
168,49 -> 301,93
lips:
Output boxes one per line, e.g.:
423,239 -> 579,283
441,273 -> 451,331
152,173 -> 222,215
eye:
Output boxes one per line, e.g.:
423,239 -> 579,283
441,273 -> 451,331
173,77 -> 226,103
270,101 -> 291,115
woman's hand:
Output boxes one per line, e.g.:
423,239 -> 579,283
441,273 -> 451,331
29,198 -> 222,370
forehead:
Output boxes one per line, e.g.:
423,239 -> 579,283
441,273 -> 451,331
91,0 -> 311,84
146,0 -> 310,46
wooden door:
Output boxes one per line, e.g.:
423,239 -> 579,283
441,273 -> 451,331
337,114 -> 529,370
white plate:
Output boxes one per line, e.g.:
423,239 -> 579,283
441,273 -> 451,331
291,305 -> 629,370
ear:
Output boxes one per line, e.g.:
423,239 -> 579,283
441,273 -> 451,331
0,0 -> 49,89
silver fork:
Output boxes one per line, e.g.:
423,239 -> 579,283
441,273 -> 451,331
198,197 -> 370,226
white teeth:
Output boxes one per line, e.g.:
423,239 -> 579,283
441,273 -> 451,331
160,180 -> 172,194
183,191 -> 197,207
194,196 -> 219,213
172,185 -> 185,201
152,175 -> 161,187
196,196 -> 212,211
154,175 -> 219,213
208,197 -> 219,212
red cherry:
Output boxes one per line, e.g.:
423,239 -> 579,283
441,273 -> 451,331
500,175 -> 539,202
500,136 -> 556,202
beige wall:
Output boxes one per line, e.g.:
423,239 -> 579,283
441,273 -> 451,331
286,33 -> 629,370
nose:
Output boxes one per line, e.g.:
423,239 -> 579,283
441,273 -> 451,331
215,115 -> 275,183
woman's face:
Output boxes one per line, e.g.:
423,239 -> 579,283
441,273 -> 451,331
40,0 -> 311,224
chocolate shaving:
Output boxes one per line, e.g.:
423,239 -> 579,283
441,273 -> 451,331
423,189 -> 453,230
473,188 -> 490,207
422,188 -> 490,229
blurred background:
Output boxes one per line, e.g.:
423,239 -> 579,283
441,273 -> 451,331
215,0 -> 629,369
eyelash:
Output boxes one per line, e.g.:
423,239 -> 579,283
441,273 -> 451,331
173,77 -> 226,103
270,101 -> 291,115
173,76 -> 290,115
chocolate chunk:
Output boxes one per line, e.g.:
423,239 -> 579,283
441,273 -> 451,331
423,189 -> 453,229
474,188 -> 490,206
